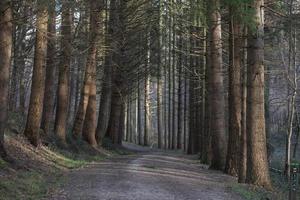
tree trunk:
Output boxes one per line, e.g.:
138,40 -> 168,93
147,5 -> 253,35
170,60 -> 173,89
238,27 -> 247,183
225,11 -> 242,176
144,75 -> 151,146
246,0 -> 272,189
10,2 -> 28,113
168,6 -> 172,149
81,0 -> 102,146
0,0 -> 12,158
96,0 -> 114,144
96,57 -> 112,144
82,63 -> 97,147
125,95 -> 131,142
187,25 -> 196,155
171,8 -> 177,150
200,27 -> 207,160
55,0 -> 72,143
208,0 -> 226,170
157,72 -> 162,148
73,0 -> 102,140
285,28 -> 297,180
108,86 -> 123,144
41,0 -> 56,136
118,103 -> 125,144
137,73 -> 142,145
176,0 -> 183,152
23,0 -> 48,146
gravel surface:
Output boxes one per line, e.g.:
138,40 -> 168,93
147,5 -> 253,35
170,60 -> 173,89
51,144 -> 244,200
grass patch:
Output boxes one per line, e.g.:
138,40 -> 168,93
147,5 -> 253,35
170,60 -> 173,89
0,143 -> 107,199
0,171 -> 62,200
42,147 -> 89,169
230,184 -> 279,200
102,138 -> 134,156
230,184 -> 262,200
0,158 -> 8,169
40,141 -> 107,169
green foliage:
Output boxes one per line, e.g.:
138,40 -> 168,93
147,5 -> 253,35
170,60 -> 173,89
223,0 -> 257,32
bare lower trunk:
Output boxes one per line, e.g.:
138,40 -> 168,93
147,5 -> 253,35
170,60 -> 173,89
208,0 -> 226,170
137,76 -> 142,145
157,76 -> 162,148
177,72 -> 183,150
225,12 -> 242,176
125,95 -> 130,142
238,27 -> 247,183
24,1 -> 48,146
55,0 -> 72,143
81,0 -> 102,146
108,87 -> 123,144
144,75 -> 150,146
285,59 -> 297,180
96,58 -> 112,144
246,0 -> 272,189
118,104 -> 125,145
73,0 -> 102,140
41,0 -> 56,136
0,0 -> 12,158
82,64 -> 97,147
96,0 -> 114,144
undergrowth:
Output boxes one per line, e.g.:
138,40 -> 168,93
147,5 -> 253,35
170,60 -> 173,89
0,136 -> 129,200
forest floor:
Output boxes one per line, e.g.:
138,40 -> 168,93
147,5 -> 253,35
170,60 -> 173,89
0,112 -> 282,200
0,113 -> 288,200
48,143 -> 248,200
0,136 -> 283,200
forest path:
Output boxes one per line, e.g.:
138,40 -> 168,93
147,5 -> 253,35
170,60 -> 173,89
52,144 -> 244,200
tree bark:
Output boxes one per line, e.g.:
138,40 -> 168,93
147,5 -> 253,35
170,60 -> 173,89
41,0 -> 56,136
108,86 -> 123,144
23,0 -> 48,146
96,0 -> 115,144
0,0 -> 12,158
82,62 -> 97,147
96,57 -> 112,144
157,72 -> 162,148
225,11 -> 242,176
125,95 -> 130,142
144,75 -> 151,146
238,27 -> 247,183
208,0 -> 226,170
55,0 -> 72,143
137,73 -> 142,145
246,0 -> 272,189
73,0 -> 102,141
81,0 -> 103,146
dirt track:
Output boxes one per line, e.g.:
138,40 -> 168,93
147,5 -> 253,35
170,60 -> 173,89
52,144 -> 244,200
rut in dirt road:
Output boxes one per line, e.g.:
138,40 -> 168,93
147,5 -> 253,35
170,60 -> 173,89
52,147 -> 244,200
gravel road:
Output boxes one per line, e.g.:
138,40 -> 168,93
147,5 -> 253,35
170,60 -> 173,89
52,145 -> 244,200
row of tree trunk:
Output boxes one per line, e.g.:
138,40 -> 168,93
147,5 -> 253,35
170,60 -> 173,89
0,0 -> 272,189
